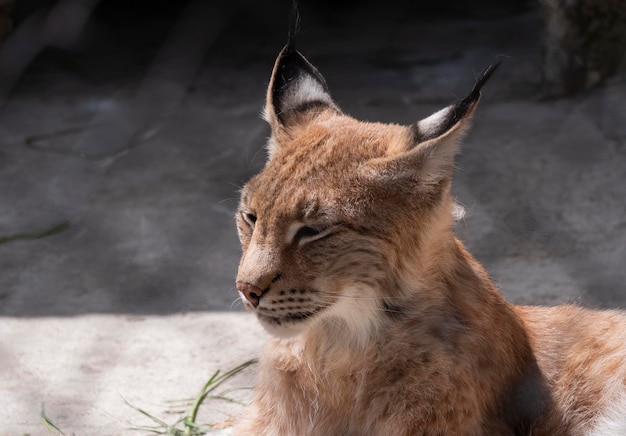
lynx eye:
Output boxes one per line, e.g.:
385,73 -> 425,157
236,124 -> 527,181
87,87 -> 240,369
293,224 -> 336,245
296,226 -> 323,239
241,212 -> 257,227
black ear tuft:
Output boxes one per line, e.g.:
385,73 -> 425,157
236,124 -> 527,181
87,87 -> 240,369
264,1 -> 339,127
460,58 -> 503,108
287,0 -> 300,52
410,58 -> 503,143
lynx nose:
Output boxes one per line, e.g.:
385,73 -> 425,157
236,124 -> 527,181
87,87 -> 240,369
237,282 -> 265,307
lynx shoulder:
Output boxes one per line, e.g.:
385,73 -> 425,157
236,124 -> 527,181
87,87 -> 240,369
232,43 -> 626,435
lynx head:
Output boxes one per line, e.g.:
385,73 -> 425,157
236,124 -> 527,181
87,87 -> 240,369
235,44 -> 498,344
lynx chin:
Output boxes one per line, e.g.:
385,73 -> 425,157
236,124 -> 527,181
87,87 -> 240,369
232,41 -> 626,435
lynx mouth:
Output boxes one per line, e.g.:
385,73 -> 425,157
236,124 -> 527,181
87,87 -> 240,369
258,308 -> 322,326
256,306 -> 326,337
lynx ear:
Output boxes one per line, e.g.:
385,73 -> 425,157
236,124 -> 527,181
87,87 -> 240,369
364,61 -> 501,187
411,60 -> 501,144
264,45 -> 339,128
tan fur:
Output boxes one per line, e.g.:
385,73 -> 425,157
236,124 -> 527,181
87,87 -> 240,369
232,47 -> 626,435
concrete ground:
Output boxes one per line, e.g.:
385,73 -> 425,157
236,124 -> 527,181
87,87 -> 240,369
1,1 -> 625,434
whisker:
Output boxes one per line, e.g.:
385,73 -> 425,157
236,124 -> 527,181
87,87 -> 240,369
230,299 -> 242,311
340,304 -> 405,314
315,290 -> 408,301
312,298 -> 405,315
229,288 -> 244,311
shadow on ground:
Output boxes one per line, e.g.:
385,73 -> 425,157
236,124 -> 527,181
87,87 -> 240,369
1,0 -> 624,317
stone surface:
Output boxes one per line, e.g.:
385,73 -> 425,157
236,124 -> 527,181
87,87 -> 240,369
540,0 -> 626,95
0,313 -> 262,434
0,2 -> 624,434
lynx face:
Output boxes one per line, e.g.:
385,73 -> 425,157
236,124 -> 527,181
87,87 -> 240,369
236,119 -> 404,338
235,45 -> 498,339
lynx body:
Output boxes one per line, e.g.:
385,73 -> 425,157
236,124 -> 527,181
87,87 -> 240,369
233,44 -> 626,435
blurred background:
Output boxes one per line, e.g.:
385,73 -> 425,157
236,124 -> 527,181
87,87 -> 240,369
1,1 -> 625,433
1,0 -> 625,315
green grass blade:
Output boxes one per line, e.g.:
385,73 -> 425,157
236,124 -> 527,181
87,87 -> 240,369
198,359 -> 258,403
123,397 -> 170,427
127,427 -> 167,434
40,404 -> 65,435
0,220 -> 70,246
185,358 -> 257,431
126,359 -> 257,436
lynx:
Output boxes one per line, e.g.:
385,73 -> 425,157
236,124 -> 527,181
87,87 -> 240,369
232,39 -> 626,435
